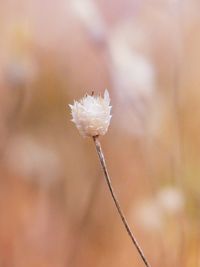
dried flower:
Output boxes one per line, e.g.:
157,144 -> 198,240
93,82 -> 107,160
69,90 -> 112,137
70,91 -> 151,267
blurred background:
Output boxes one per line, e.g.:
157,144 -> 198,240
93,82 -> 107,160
0,0 -> 200,266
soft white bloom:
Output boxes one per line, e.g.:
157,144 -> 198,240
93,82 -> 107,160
5,58 -> 37,86
108,25 -> 159,136
134,199 -> 164,231
157,186 -> 185,215
4,135 -> 61,187
108,23 -> 155,100
69,90 -> 112,137
70,0 -> 106,42
109,40 -> 155,99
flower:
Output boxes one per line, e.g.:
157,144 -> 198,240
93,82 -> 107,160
134,199 -> 164,232
69,90 -> 112,137
4,135 -> 61,186
156,186 -> 185,215
70,0 -> 106,43
108,25 -> 158,136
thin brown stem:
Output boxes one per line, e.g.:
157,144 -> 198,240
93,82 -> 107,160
93,136 -> 151,267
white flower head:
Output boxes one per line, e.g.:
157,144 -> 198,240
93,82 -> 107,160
69,90 -> 112,137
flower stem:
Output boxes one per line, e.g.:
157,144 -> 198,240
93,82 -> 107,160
93,136 -> 151,267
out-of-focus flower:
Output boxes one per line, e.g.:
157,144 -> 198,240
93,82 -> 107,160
157,186 -> 185,215
5,135 -> 61,187
134,199 -> 164,232
5,57 -> 37,88
133,187 -> 185,231
69,90 -> 112,137
3,21 -> 38,87
2,57 -> 38,127
0,20 -> 38,123
108,26 -> 158,136
109,40 -> 155,99
70,0 -> 106,43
